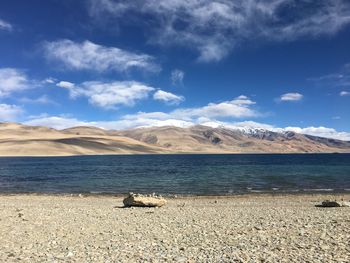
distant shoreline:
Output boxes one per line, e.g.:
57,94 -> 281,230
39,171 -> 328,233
0,152 -> 349,158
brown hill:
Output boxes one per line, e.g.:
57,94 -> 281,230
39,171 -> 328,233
0,123 -> 349,156
116,125 -> 350,153
0,123 -> 167,156
62,126 -> 110,136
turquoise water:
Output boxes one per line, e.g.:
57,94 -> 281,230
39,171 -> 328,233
0,154 -> 349,195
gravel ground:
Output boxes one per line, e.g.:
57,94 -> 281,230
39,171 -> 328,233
0,194 -> 349,262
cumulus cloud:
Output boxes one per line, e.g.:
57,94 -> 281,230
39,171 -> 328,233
56,81 -> 75,89
340,91 -> 350,96
0,19 -> 12,31
43,39 -> 160,73
279,93 -> 303,102
0,68 -> 31,97
0,68 -> 57,99
153,90 -> 184,105
89,0 -> 350,62
0,104 -> 23,121
171,69 -> 185,86
99,95 -> 256,123
59,80 -> 155,109
171,95 -> 257,120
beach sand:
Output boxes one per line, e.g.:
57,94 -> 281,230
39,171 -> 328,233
0,194 -> 349,262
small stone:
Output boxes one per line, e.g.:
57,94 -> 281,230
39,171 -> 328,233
317,200 -> 350,207
175,256 -> 187,262
320,245 -> 330,250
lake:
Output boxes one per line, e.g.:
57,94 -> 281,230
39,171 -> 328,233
0,154 -> 349,195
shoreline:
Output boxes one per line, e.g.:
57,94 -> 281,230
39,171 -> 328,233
0,191 -> 349,199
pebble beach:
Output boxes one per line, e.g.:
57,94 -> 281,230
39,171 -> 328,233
0,194 -> 349,262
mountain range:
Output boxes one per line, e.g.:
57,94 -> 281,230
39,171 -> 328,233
0,122 -> 349,156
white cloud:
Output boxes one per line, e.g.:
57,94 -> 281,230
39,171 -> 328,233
23,115 -> 194,130
171,95 -> 257,120
153,90 -> 184,105
89,0 -> 350,62
110,95 -> 258,128
0,19 -> 12,31
61,80 -> 155,109
25,95 -> 258,129
309,63 -> 350,88
280,93 -> 303,101
18,95 -> 57,105
0,104 -> 23,121
201,120 -> 276,131
197,120 -> 350,141
112,118 -> 193,130
57,81 -> 75,89
43,77 -> 56,84
284,126 -> 350,141
0,68 -> 55,98
24,116 -> 92,130
43,39 -> 160,72
122,111 -> 171,121
171,69 -> 185,85
340,91 -> 350,96
0,68 -> 31,97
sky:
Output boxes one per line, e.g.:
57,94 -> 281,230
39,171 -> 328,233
0,0 -> 350,140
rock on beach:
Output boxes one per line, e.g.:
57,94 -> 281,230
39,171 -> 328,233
123,193 -> 167,207
318,200 -> 350,207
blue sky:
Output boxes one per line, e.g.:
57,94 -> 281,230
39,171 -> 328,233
0,0 -> 350,140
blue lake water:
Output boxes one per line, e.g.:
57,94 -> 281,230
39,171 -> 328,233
0,154 -> 349,195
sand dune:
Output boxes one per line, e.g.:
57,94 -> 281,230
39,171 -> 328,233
0,122 -> 349,156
